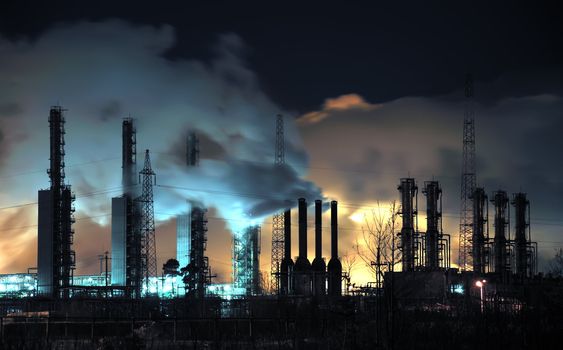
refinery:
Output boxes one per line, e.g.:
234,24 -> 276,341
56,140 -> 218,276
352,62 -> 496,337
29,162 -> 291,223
0,76 -> 562,349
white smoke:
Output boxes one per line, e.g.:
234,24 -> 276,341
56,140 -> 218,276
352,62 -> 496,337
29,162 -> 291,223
0,20 -> 322,237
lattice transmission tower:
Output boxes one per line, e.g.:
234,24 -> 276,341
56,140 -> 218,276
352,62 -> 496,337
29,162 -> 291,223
458,74 -> 476,271
271,114 -> 285,293
138,149 -> 157,294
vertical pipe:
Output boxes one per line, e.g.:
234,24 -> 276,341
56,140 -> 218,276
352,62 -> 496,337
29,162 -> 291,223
312,200 -> 326,296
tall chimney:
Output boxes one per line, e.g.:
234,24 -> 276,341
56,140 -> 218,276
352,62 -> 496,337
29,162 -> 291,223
331,201 -> 338,259
284,209 -> 291,260
280,209 -> 294,295
315,200 -> 322,259
327,200 -> 342,296
294,198 -> 312,295
298,198 -> 307,257
312,200 -> 326,296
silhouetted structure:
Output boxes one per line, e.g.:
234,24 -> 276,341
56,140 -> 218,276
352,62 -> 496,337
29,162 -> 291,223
491,190 -> 509,276
472,187 -> 488,274
423,181 -> 441,269
37,106 -> 75,298
511,193 -> 537,278
327,201 -> 342,296
184,207 -> 212,298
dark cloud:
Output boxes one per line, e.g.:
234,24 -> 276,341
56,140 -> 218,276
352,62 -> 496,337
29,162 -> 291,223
0,102 -> 22,117
99,100 -> 121,121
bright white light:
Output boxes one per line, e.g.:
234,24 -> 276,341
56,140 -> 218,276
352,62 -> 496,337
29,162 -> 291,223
475,281 -> 483,288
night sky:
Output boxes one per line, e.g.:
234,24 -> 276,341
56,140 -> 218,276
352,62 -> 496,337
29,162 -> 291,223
1,1 -> 562,284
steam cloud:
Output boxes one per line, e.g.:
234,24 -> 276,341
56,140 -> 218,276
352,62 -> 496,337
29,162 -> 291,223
0,20 -> 323,238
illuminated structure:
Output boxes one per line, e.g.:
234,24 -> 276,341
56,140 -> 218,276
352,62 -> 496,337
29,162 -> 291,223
111,118 -> 143,298
37,106 -> 76,298
233,225 -> 261,295
138,150 -> 157,295
398,178 -> 418,272
184,207 -> 213,298
459,74 -> 477,271
271,114 -> 286,293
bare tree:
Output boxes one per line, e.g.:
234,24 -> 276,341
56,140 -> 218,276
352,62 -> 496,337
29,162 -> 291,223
547,248 -> 563,277
355,201 -> 400,286
342,250 -> 359,293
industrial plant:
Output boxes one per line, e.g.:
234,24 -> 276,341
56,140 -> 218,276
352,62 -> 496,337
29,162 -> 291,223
0,76 -> 561,349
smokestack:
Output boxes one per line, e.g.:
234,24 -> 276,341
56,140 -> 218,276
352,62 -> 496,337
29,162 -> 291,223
294,198 -> 312,295
312,200 -> 326,296
315,200 -> 322,259
280,209 -> 294,295
327,200 -> 342,297
331,200 -> 338,259
284,209 -> 291,260
298,198 -> 307,258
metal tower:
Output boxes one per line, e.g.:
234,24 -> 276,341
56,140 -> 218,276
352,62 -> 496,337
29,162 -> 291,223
138,149 -> 157,295
458,74 -> 476,271
271,114 -> 285,293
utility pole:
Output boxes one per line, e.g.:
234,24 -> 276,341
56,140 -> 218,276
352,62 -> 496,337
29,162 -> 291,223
458,74 -> 476,271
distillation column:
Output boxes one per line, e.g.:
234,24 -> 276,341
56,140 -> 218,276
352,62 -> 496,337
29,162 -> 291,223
472,188 -> 487,274
512,193 -> 530,277
398,178 -> 418,272
423,181 -> 441,269
491,190 -> 509,275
